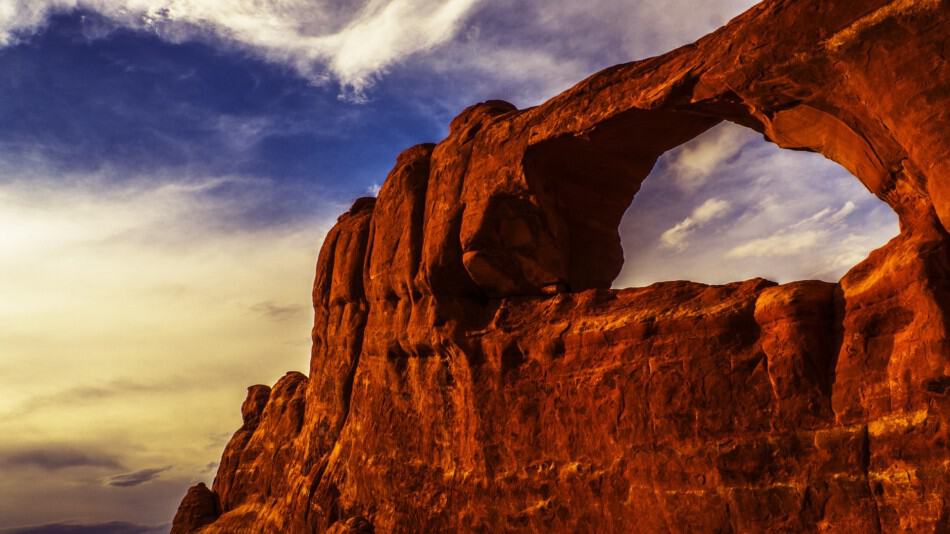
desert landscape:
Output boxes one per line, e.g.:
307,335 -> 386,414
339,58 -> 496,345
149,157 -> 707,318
0,1 -> 946,533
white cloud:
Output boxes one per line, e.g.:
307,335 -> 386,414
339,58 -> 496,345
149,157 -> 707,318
669,122 -> 758,191
793,206 -> 834,227
425,42 -> 593,107
725,229 -> 825,258
821,231 -> 896,277
726,200 -> 861,259
828,200 -> 857,223
693,197 -> 732,223
411,0 -> 760,107
658,222 -> 691,250
321,0 -> 478,94
0,0 -> 764,105
0,0 -> 480,97
660,197 -> 730,250
792,200 -> 856,228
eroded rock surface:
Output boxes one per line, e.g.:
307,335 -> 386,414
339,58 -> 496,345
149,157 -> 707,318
173,1 -> 950,532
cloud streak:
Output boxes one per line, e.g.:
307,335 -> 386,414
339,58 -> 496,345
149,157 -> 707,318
250,301 -> 305,322
669,124 -> 758,192
722,199 -> 889,280
726,229 -> 825,259
725,201 -> 862,260
1,522 -> 168,534
3,378 -> 198,420
0,446 -> 122,471
0,0 -> 480,97
0,0 -> 763,105
405,0 -> 760,107
108,467 -> 172,488
660,198 -> 731,250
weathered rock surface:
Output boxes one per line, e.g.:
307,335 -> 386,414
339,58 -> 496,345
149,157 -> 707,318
171,483 -> 218,533
173,1 -> 950,532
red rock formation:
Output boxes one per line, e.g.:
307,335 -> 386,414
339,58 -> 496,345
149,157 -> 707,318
171,483 -> 218,532
173,1 -> 950,532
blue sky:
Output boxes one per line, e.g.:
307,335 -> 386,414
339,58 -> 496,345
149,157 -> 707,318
0,9 -> 448,223
0,1 -> 898,530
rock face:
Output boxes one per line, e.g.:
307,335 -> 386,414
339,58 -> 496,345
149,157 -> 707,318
173,1 -> 950,532
171,483 -> 218,533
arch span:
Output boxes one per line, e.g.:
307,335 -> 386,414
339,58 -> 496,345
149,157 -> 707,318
451,1 -> 948,298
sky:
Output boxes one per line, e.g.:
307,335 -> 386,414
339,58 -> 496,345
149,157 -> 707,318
0,1 -> 899,531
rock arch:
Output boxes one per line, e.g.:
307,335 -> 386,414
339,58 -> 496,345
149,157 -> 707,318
455,0 -> 949,296
509,100 -> 914,294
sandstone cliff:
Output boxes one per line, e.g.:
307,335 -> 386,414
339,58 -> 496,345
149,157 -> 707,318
173,1 -> 950,532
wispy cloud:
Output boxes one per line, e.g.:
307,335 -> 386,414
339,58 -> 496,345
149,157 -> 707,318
0,0 -> 480,98
250,301 -> 305,322
790,201 -> 857,228
3,378 -> 200,420
0,0 -> 762,104
726,201 -> 860,260
107,467 -> 171,488
668,123 -> 758,192
407,0 -> 760,107
0,446 -> 122,471
726,229 -> 825,259
722,199 -> 890,280
1,522 -> 169,534
660,198 -> 731,250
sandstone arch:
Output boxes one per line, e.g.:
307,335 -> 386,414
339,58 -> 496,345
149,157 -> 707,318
454,0 -> 949,296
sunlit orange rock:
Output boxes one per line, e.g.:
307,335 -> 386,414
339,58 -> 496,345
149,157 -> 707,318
173,1 -> 950,532
171,483 -> 218,533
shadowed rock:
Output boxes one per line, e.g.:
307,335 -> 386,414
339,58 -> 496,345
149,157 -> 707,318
170,483 -> 218,534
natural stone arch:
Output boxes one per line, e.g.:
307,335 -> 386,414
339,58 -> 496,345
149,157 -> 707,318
451,1 -> 948,298
460,98 -> 917,296
516,107 -> 896,292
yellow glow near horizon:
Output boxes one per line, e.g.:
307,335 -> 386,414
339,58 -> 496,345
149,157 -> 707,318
0,175 -> 340,526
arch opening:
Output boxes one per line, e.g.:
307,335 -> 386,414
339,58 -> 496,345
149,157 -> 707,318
520,114 -> 900,292
613,122 -> 900,287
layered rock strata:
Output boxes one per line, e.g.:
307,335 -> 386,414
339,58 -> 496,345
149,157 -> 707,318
174,1 -> 950,532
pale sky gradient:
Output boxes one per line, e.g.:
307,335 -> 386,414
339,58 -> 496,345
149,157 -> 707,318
0,0 -> 898,530
0,173 -> 338,526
